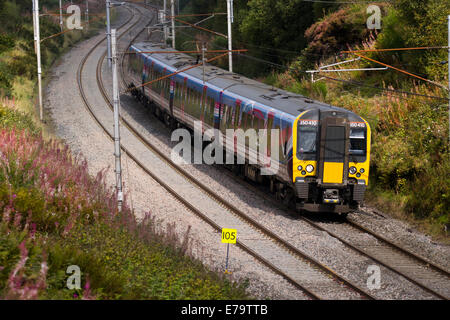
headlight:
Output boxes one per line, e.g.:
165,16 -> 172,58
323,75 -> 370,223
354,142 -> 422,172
349,166 -> 357,175
306,165 -> 314,173
297,165 -> 303,171
360,168 -> 365,173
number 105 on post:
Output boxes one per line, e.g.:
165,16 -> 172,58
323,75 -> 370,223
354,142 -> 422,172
221,228 -> 237,243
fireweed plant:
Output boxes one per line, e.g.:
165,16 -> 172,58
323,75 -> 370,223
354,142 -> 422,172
0,106 -> 249,299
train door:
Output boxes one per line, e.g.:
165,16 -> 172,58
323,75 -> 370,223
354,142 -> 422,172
318,117 -> 349,185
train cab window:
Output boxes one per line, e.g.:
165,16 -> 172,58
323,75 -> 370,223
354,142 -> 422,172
297,125 -> 318,160
349,128 -> 366,162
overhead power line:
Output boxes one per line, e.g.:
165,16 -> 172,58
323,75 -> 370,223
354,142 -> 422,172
40,13 -> 104,42
322,76 -> 448,102
174,15 -> 448,102
352,52 -> 449,90
124,52 -> 229,93
342,46 -> 450,53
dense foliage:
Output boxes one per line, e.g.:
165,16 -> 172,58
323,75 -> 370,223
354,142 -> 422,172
0,105 -> 249,299
0,0 -> 105,97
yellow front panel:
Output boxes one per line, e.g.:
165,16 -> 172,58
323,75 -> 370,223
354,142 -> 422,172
323,162 -> 344,184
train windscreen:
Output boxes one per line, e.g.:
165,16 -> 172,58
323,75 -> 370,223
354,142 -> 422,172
297,124 -> 318,160
349,128 -> 367,162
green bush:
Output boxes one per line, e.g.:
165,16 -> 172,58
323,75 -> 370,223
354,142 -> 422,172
405,161 -> 450,221
0,34 -> 15,54
0,105 -> 40,135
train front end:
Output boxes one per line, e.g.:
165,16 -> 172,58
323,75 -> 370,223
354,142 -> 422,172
292,109 -> 371,214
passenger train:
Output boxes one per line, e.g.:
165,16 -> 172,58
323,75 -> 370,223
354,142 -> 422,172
126,41 -> 371,215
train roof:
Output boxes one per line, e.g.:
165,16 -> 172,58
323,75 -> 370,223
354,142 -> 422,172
131,42 -> 364,122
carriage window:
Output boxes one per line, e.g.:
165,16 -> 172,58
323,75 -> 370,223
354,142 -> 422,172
297,125 -> 318,158
229,105 -> 235,129
267,115 -> 274,153
234,104 -> 240,129
174,82 -> 179,106
220,104 -> 228,132
206,96 -> 215,125
257,117 -> 265,130
242,112 -> 250,131
227,105 -> 234,129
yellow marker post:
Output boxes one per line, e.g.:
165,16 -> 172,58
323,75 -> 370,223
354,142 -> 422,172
222,228 -> 237,274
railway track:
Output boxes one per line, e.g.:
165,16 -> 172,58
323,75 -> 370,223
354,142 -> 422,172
75,2 -> 448,300
213,164 -> 450,300
76,2 -> 377,300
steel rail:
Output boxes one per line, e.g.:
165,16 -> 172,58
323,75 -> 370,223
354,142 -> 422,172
210,165 -> 450,300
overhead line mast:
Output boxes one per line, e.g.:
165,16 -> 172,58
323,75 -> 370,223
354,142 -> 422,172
171,0 -> 175,48
163,0 -> 168,44
111,28 -> 123,212
106,0 -> 112,67
227,0 -> 233,73
32,0 -> 44,122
